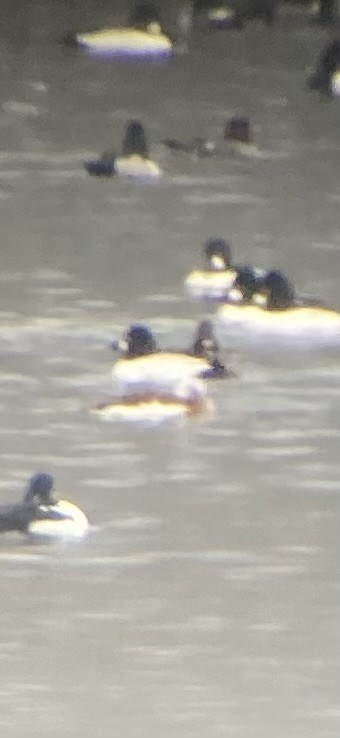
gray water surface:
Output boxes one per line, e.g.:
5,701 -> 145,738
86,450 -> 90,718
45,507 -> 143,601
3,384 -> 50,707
0,2 -> 339,737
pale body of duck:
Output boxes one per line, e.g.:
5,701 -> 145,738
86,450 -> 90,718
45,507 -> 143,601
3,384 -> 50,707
217,269 -> 340,341
74,27 -> 172,56
28,500 -> 89,541
93,380 -> 213,425
64,3 -> 172,57
185,238 -> 236,300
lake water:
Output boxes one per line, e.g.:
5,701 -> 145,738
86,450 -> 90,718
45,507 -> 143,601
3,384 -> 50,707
0,2 -> 339,737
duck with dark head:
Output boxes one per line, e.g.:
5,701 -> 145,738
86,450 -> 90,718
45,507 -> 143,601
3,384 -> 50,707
185,237 -> 236,300
85,119 -> 162,179
191,319 -> 235,377
111,320 -> 235,390
0,473 -> 89,541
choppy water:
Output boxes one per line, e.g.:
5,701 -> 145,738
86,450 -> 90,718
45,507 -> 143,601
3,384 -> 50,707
0,2 -> 339,737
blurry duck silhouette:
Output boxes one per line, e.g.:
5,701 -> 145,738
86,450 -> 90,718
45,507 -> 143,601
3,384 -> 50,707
85,119 -> 162,178
307,37 -> 340,96
0,473 -> 89,541
162,116 -> 256,159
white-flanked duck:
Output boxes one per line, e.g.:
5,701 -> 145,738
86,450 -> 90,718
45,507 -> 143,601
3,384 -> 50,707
217,268 -> 340,340
111,320 -> 234,392
0,473 -> 89,542
85,119 -> 162,179
185,238 -> 237,300
63,3 -> 173,58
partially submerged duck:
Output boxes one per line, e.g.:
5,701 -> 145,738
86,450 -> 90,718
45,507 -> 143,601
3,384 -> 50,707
85,119 -> 162,179
228,267 -> 294,308
194,0 -> 277,29
162,116 -> 257,159
63,3 -> 172,57
307,38 -> 340,96
0,473 -> 89,542
185,237 -> 236,300
111,321 -> 233,392
217,268 -> 340,340
224,116 -> 258,156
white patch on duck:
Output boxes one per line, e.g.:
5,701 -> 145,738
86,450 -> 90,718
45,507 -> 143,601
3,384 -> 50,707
185,268 -> 236,300
76,27 -> 172,56
216,303 -> 340,340
113,352 -> 212,393
93,379 -> 213,425
27,501 -> 89,541
227,288 -> 267,307
115,153 -> 162,178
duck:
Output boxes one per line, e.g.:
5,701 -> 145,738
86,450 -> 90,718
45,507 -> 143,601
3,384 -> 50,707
216,268 -> 340,340
63,3 -> 173,58
185,237 -> 237,300
162,116 -> 257,160
85,119 -> 162,179
223,116 -> 258,156
0,473 -> 89,542
307,38 -> 340,96
111,320 -> 234,393
93,377 -> 213,424
193,1 -> 276,29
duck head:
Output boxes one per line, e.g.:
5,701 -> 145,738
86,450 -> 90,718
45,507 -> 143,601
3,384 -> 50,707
128,3 -> 162,33
122,119 -> 149,158
233,266 -> 258,303
224,116 -> 253,145
204,238 -> 232,271
192,319 -> 219,358
24,473 -> 56,506
119,324 -> 158,358
259,270 -> 295,310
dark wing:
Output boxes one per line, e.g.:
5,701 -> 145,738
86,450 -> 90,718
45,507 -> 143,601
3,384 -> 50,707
0,503 -> 35,533
33,506 -> 73,523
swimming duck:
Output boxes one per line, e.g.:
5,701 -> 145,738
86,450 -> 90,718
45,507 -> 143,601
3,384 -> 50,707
194,1 -> 276,29
162,116 -> 257,160
217,268 -> 340,340
63,3 -> 172,57
227,267 -> 294,308
185,237 -> 236,300
93,377 -> 213,424
307,38 -> 340,96
111,320 -> 233,392
0,473 -> 89,542
85,119 -> 162,179
224,116 -> 258,156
